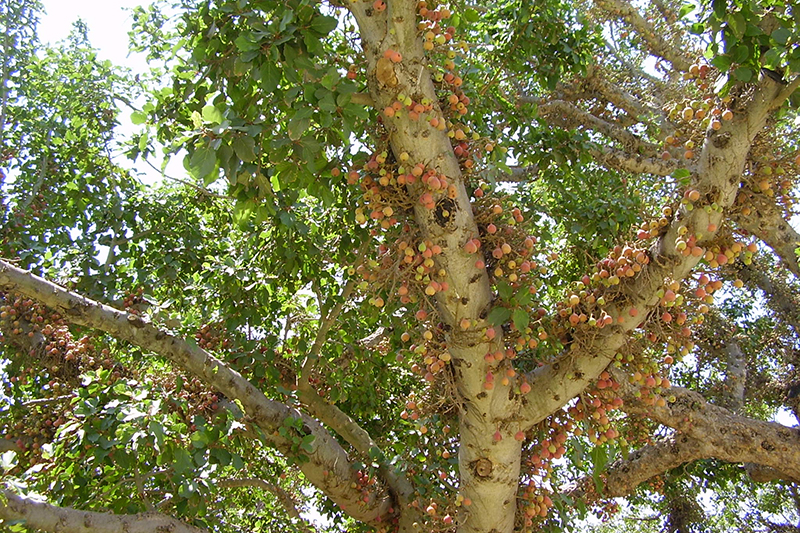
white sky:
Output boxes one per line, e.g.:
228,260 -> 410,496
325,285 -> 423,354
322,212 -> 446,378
39,0 -> 149,71
38,0 -> 174,184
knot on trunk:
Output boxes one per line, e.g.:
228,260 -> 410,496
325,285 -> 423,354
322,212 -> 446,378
472,457 -> 493,477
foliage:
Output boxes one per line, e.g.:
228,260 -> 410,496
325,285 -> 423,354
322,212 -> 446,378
1,0 -> 800,532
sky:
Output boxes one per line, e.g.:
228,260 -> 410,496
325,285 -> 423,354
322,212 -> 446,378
38,0 -> 174,184
39,0 -> 148,71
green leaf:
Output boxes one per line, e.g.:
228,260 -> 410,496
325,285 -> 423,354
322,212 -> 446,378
202,104 -> 224,125
279,9 -> 294,31
727,12 -> 745,38
310,15 -> 337,35
772,27 -> 792,46
187,146 -> 217,181
495,279 -> 513,300
677,3 -> 695,19
464,8 -> 480,22
232,136 -> 257,162
734,66 -> 753,81
130,110 -> 147,125
731,44 -> 750,64
672,168 -> 691,180
762,47 -> 784,69
710,54 -> 733,71
260,61 -> 282,93
712,0 -> 726,21
487,306 -> 511,326
512,308 -> 530,332
173,448 -> 193,475
300,434 -> 315,453
288,114 -> 311,141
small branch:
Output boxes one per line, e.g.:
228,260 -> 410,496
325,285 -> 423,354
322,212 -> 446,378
0,490 -> 207,533
21,394 -> 75,407
590,145 -> 682,176
142,158 -> 231,199
219,478 -> 306,522
296,278 -> 414,503
736,259 -> 800,336
301,278 -> 357,384
534,98 -> 660,156
771,74 -> 800,110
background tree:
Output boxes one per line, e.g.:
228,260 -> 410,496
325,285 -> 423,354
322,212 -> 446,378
1,0 -> 800,532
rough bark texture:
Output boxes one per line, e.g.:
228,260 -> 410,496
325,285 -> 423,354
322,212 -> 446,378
347,3 -> 522,531
601,435 -> 709,496
0,490 -> 207,533
614,369 -> 800,482
519,73 -> 789,430
737,260 -> 800,336
0,261 -> 393,526
733,191 -> 800,277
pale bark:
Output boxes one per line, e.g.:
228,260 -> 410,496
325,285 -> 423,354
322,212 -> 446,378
347,2 -> 522,531
614,369 -> 800,482
519,73 -> 791,429
600,434 -> 709,496
0,490 -> 207,533
532,98 -> 661,156
595,0 -> 694,72
733,192 -> 800,278
591,144 -> 682,176
737,260 -> 800,337
0,261 -> 393,526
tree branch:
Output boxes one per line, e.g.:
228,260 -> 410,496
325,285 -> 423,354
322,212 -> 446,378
0,260 -> 393,526
297,277 -> 415,504
518,72 -> 789,429
530,98 -> 660,156
0,490 -> 207,533
596,0 -> 693,72
590,144 -> 683,176
600,434 -> 709,497
613,368 -> 800,482
736,259 -> 800,337
218,478 -> 309,525
732,192 -> 800,278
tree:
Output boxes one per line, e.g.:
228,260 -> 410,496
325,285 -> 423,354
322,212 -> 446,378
1,0 -> 800,531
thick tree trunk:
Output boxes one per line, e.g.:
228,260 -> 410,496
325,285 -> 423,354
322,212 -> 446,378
348,3 -> 523,531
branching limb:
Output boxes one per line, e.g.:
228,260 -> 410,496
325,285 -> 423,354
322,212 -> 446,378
0,260 -> 393,525
297,277 -> 414,503
600,434 -> 709,497
518,72 -> 789,430
480,165 -> 539,183
596,0 -> 693,72
528,98 -> 660,156
732,192 -> 800,278
219,478 -> 309,524
590,145 -> 683,176
736,260 -> 800,336
612,368 -> 800,482
0,490 -> 207,533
